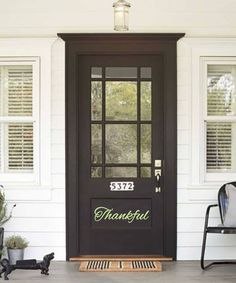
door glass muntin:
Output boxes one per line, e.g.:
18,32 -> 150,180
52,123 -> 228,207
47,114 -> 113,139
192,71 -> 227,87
90,66 -> 152,178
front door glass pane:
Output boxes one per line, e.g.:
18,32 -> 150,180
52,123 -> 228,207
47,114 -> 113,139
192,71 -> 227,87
90,66 -> 153,178
91,124 -> 102,164
141,82 -> 151,121
141,67 -> 152,79
91,167 -> 102,177
91,67 -> 102,79
91,81 -> 102,121
106,82 -> 137,121
141,124 -> 151,163
106,167 -> 137,178
106,124 -> 137,163
207,65 -> 236,116
140,167 -> 151,177
105,67 -> 137,78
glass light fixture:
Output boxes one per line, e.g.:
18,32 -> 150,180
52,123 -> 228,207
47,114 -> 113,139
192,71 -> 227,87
113,0 -> 131,31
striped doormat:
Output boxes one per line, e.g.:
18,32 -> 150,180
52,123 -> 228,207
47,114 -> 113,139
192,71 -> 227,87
79,260 -> 162,272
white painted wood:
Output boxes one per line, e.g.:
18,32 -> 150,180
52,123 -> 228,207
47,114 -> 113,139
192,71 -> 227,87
52,174 -> 65,189
178,145 -> 189,160
51,160 -> 65,174
51,189 -> 65,202
178,130 -> 189,145
177,247 -> 236,260
51,115 -> 65,130
51,130 -> 65,144
4,218 -> 65,232
178,218 -> 221,233
5,189 -> 51,201
178,233 -> 236,247
11,203 -> 65,218
178,204 -> 220,218
51,145 -> 65,159
177,175 -> 189,189
177,160 -> 189,174
4,231 -> 65,247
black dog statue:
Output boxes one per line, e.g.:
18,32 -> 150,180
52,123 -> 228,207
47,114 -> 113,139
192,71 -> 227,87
0,252 -> 54,280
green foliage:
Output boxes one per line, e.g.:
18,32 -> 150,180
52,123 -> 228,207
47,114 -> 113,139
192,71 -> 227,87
0,185 -> 16,227
5,235 -> 29,249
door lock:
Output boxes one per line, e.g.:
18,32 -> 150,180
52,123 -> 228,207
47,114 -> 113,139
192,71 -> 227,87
155,169 -> 162,193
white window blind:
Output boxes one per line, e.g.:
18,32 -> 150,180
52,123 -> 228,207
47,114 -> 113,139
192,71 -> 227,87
0,65 -> 34,173
206,64 -> 236,173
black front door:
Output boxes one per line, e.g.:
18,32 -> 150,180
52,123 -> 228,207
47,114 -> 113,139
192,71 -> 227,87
78,55 -> 164,255
59,33 -> 184,260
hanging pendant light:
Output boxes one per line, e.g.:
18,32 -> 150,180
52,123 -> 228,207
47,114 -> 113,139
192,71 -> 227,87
113,0 -> 131,31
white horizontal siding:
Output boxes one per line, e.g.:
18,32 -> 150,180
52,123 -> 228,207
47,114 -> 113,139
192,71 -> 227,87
4,218 -> 65,232
178,247 -> 236,260
2,39 -> 66,260
177,38 -> 236,260
4,231 -> 65,247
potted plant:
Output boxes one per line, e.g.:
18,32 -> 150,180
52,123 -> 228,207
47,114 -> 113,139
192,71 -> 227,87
0,185 -> 16,257
5,235 -> 29,265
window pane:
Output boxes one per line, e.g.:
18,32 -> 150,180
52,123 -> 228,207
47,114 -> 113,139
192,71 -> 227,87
106,81 -> 137,121
91,124 -> 102,164
91,81 -> 102,121
91,167 -> 102,178
106,67 -> 137,78
207,65 -> 236,116
141,67 -> 152,79
0,66 -> 33,116
7,123 -> 33,171
105,167 -> 137,178
106,124 -> 137,163
141,167 -> 151,177
91,67 -> 102,79
206,122 -> 236,172
141,82 -> 152,120
141,124 -> 151,163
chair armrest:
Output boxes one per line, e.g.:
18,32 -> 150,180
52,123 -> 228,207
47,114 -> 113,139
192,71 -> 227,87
204,204 -> 218,230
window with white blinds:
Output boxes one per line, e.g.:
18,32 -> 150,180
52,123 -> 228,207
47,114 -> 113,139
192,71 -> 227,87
206,64 -> 236,173
0,63 -> 37,175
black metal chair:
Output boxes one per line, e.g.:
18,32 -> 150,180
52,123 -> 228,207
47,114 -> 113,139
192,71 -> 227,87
201,181 -> 236,270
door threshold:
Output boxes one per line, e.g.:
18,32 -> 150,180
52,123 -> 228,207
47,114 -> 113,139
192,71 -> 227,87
70,255 -> 172,262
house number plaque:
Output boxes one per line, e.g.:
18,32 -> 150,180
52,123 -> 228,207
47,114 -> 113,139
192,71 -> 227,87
110,182 -> 134,191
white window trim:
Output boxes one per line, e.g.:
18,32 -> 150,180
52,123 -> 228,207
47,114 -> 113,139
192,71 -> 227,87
188,38 -> 236,188
0,38 -> 56,189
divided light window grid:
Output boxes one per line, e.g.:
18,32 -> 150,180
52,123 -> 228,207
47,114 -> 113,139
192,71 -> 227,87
0,64 -> 34,173
206,64 -> 236,173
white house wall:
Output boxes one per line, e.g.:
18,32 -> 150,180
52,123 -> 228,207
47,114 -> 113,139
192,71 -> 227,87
1,0 -> 236,260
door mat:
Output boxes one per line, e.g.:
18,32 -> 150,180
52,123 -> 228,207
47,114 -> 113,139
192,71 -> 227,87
79,260 -> 162,272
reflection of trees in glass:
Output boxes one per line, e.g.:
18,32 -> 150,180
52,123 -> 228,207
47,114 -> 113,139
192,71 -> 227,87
91,124 -> 102,163
91,167 -> 102,177
141,124 -> 151,163
91,79 -> 152,177
91,82 -> 102,120
140,167 -> 151,177
106,167 -> 137,177
106,124 -> 137,164
141,82 -> 151,120
106,82 -> 137,120
207,72 -> 235,115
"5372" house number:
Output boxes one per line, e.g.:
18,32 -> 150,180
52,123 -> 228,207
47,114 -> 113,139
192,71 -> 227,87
110,182 -> 134,191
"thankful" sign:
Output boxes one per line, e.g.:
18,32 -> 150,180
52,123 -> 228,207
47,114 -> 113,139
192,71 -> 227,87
94,206 -> 150,224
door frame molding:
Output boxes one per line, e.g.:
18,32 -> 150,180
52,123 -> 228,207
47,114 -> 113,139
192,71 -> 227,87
58,33 -> 185,261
